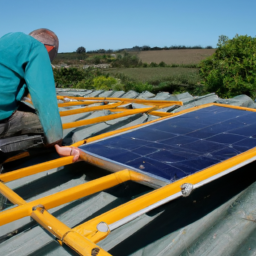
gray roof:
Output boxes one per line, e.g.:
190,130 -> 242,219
1,89 -> 256,256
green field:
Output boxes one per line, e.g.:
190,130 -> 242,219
105,67 -> 200,84
103,67 -> 204,95
53,51 -> 207,95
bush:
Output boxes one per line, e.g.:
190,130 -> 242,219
93,56 -> 101,64
131,82 -> 154,93
199,35 -> 256,98
111,52 -> 142,68
92,76 -> 118,90
54,68 -> 85,87
75,79 -> 93,89
76,46 -> 86,53
159,61 -> 166,67
53,67 -> 105,87
149,62 -> 158,67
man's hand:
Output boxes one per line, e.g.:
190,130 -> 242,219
45,139 -> 63,148
55,145 -> 80,162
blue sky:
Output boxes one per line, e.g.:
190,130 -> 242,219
1,0 -> 255,52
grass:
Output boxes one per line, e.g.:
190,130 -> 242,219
104,67 -> 201,85
104,67 -> 206,95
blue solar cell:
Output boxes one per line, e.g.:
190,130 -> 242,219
109,151 -> 141,164
235,112 -> 256,125
170,163 -> 197,174
178,140 -> 225,154
205,133 -> 245,144
160,136 -> 198,148
170,156 -> 219,171
234,138 -> 256,149
132,146 -> 159,156
187,120 -> 249,139
178,108 -> 243,125
121,127 -> 176,142
209,147 -> 241,161
96,136 -> 151,150
147,150 -> 188,163
231,144 -> 249,153
83,144 -> 140,163
80,106 -> 256,183
126,157 -> 187,180
229,123 -> 256,137
152,121 -> 200,135
143,142 -> 182,152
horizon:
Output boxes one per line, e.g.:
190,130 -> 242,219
61,45 -> 215,54
1,0 -> 256,53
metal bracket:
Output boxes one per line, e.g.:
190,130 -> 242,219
97,222 -> 109,232
91,247 -> 100,256
32,204 -> 45,213
181,183 -> 194,197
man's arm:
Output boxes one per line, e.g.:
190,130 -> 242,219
24,40 -> 63,144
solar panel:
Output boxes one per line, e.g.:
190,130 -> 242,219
79,106 -> 256,184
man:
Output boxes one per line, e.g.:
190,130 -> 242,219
0,29 -> 63,161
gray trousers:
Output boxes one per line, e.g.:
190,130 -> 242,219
0,110 -> 43,139
0,105 -> 46,166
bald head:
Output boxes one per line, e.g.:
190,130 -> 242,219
29,28 -> 59,62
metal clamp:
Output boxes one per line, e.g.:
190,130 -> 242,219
97,222 -> 109,232
91,247 -> 100,256
181,183 -> 194,197
32,204 -> 45,213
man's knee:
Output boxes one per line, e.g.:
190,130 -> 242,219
0,110 -> 43,138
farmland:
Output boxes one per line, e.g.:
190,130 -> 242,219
53,49 -> 214,96
137,49 -> 215,64
53,49 -> 215,66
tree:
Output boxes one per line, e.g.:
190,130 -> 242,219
76,46 -> 86,54
217,35 -> 229,47
199,34 -> 256,98
141,45 -> 151,51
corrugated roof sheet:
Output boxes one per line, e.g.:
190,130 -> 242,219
1,89 -> 256,256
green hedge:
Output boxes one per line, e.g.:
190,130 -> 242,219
199,35 -> 256,98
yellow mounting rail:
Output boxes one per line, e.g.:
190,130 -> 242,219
56,95 -> 183,106
2,103 -> 256,255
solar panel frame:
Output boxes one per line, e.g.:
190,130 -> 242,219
79,104 -> 256,188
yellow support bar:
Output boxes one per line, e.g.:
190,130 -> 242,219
3,152 -> 30,164
0,182 -> 26,205
214,103 -> 256,112
110,109 -> 172,118
150,111 -> 173,117
0,156 -> 74,183
62,107 -> 154,129
0,170 -> 142,226
58,95 -> 183,106
31,207 -> 111,256
58,101 -> 108,107
59,102 -> 123,117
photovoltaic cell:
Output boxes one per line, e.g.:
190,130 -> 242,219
80,106 -> 256,183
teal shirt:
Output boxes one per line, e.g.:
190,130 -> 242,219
0,32 -> 63,143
